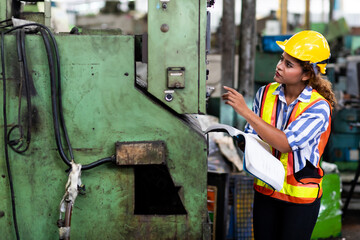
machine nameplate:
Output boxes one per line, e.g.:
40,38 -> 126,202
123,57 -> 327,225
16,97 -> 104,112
168,67 -> 185,88
115,141 -> 166,165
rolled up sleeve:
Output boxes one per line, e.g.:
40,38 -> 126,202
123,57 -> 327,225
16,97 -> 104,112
284,100 -> 330,152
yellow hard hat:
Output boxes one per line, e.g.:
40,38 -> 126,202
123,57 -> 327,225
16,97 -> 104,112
276,30 -> 330,74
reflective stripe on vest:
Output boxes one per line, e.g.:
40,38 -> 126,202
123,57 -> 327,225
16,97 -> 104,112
254,82 -> 331,204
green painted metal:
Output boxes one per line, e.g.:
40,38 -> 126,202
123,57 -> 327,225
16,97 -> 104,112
198,0 -> 207,114
347,35 -> 360,55
254,50 -> 280,83
147,0 -> 207,114
0,32 -> 208,239
0,0 -> 8,21
311,173 -> 342,239
325,17 -> 350,42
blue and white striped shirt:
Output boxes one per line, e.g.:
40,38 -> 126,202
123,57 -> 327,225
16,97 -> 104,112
244,84 -> 331,173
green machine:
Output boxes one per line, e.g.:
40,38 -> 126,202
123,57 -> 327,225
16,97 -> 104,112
0,0 -> 215,239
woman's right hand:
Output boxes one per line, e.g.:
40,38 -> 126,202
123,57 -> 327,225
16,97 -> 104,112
221,86 -> 249,117
222,86 -> 292,153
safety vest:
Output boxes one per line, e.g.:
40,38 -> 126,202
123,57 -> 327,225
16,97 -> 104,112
254,82 -> 332,204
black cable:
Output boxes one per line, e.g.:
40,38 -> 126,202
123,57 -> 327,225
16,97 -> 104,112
39,28 -> 71,167
0,24 -> 13,29
51,29 -> 75,161
14,30 -> 25,139
7,29 -> 32,153
0,19 -> 13,29
80,155 -> 116,171
20,29 -> 32,147
4,25 -> 71,164
7,126 -> 24,148
15,30 -> 24,135
5,23 -> 115,171
1,31 -> 20,240
35,25 -> 74,161
0,19 -> 12,25
8,31 -> 25,150
5,25 -> 71,163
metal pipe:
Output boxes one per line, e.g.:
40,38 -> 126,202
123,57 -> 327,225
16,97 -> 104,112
305,0 -> 310,30
279,0 -> 288,34
221,0 -> 235,92
220,0 -> 236,125
64,201 -> 73,240
329,0 -> 335,22
238,0 -> 256,99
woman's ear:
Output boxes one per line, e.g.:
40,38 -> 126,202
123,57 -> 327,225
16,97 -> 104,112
301,71 -> 311,82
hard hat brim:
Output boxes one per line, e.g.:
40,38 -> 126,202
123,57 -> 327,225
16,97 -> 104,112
276,40 -> 299,61
276,40 -> 286,51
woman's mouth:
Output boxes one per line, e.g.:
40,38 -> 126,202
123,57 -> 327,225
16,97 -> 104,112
275,71 -> 281,77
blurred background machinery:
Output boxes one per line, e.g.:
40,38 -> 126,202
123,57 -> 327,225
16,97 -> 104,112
206,1 -> 356,239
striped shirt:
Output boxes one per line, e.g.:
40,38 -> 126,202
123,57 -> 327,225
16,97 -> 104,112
244,83 -> 331,173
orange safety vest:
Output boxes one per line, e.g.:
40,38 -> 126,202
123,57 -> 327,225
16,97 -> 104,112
254,82 -> 332,204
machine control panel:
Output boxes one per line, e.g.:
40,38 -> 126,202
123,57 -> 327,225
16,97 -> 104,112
147,0 -> 208,114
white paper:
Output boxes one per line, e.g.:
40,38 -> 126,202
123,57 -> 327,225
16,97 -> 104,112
205,124 -> 285,191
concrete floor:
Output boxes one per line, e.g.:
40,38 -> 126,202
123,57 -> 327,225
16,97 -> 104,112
341,209 -> 360,240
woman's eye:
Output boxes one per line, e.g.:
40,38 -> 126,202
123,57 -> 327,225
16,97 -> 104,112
279,55 -> 293,68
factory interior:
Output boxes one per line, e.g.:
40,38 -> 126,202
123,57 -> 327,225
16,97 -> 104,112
1,0 -> 360,239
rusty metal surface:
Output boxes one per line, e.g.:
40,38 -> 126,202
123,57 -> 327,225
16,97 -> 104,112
116,141 -> 166,165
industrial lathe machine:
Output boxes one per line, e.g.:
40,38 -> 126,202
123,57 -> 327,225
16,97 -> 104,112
0,0 -> 214,239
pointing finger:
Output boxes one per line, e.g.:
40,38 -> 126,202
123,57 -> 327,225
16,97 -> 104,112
223,86 -> 238,95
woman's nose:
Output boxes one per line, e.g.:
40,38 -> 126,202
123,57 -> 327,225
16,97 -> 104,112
276,61 -> 283,71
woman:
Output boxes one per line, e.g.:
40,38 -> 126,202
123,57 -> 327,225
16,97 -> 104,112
222,30 -> 336,240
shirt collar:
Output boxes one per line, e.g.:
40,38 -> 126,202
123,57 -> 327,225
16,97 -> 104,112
272,84 -> 313,104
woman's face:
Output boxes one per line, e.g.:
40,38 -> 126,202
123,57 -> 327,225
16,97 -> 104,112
274,52 -> 309,87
